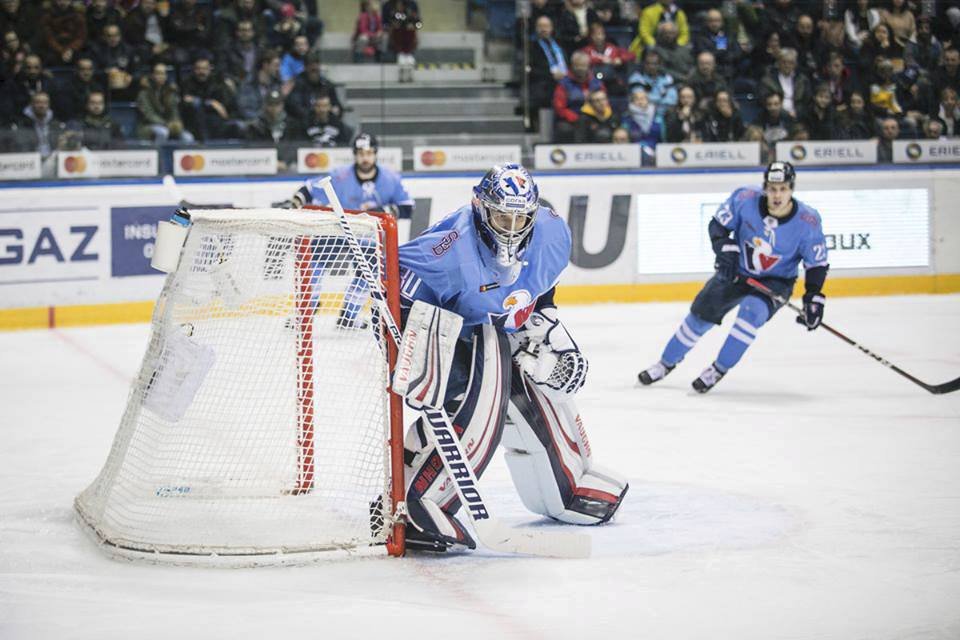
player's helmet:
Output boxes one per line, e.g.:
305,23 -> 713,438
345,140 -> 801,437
352,133 -> 378,154
764,161 -> 796,189
472,163 -> 540,267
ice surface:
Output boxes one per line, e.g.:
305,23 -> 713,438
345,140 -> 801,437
1,296 -> 959,640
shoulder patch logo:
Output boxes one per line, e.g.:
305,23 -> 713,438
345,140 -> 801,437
431,230 -> 459,256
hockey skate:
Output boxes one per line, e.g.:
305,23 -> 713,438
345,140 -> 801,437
403,498 -> 477,553
638,360 -> 675,385
692,362 -> 726,393
369,495 -> 474,553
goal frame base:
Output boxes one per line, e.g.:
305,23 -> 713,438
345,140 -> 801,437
75,506 -> 392,568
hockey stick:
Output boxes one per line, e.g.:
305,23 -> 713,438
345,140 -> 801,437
746,277 -> 960,395
162,174 -> 190,208
315,177 -> 591,559
162,174 -> 225,210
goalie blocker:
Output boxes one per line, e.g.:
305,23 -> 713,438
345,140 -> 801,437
396,301 -> 628,552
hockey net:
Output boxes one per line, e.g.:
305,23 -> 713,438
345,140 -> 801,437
75,208 -> 405,565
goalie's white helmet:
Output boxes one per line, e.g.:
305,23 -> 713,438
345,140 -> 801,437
472,163 -> 540,267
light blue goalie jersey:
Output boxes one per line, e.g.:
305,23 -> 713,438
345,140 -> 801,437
398,204 -> 572,333
715,186 -> 829,279
302,164 -> 413,212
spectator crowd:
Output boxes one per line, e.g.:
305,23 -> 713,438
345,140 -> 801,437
525,0 -> 960,162
0,0 -> 423,168
2,0 -> 958,171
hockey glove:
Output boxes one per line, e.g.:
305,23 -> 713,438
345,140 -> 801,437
714,243 -> 740,283
512,307 -> 588,398
796,293 -> 825,331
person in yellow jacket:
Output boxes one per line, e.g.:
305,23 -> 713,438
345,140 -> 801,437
629,0 -> 689,56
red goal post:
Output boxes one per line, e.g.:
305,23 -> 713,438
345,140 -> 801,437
302,205 -> 406,557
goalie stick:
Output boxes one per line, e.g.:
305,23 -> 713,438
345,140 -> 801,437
746,277 -> 960,395
315,176 -> 591,559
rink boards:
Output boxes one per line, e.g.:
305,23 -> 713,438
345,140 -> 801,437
1,166 -> 959,329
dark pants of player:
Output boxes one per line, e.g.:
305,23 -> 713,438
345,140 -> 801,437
661,274 -> 795,373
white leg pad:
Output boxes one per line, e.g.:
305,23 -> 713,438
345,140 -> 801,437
402,325 -> 511,549
504,376 -> 628,525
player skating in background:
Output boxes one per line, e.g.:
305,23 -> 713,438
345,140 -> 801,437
290,133 -> 414,328
396,163 -> 628,551
638,161 -> 830,393
291,133 -> 414,217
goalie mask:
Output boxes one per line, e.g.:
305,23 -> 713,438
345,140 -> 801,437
472,164 -> 540,267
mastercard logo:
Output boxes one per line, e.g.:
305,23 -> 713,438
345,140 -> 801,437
420,150 -> 447,167
304,152 -> 330,169
179,154 -> 206,171
63,155 -> 88,173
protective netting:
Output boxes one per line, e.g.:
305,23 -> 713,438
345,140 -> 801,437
75,209 -> 396,564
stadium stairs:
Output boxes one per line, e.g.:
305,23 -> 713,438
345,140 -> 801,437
319,31 -> 545,169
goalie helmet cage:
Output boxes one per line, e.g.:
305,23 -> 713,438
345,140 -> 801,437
75,207 -> 406,566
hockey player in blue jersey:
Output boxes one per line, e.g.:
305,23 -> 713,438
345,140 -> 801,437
638,161 -> 829,392
395,163 -> 628,552
292,133 -> 413,328
291,133 -> 414,217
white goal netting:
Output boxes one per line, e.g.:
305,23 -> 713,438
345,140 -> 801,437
75,209 -> 400,565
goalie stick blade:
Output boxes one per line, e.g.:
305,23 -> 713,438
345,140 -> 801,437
473,520 -> 592,559
929,376 -> 960,395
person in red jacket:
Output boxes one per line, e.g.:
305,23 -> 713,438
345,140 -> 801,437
552,50 -> 604,142
353,0 -> 385,62
577,22 -> 634,96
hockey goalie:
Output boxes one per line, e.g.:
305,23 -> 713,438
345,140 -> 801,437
392,163 -> 629,552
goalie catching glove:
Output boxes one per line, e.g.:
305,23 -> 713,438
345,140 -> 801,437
512,306 -> 588,399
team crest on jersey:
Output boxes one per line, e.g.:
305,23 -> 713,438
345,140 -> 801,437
489,289 -> 536,331
744,236 -> 781,272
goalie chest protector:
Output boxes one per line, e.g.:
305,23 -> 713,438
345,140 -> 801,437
398,204 -> 571,333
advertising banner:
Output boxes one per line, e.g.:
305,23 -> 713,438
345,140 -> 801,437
413,145 -> 521,171
57,150 -> 159,179
296,146 -> 403,173
0,206 -> 109,285
110,206 -> 178,277
534,144 -> 641,170
634,189 -> 929,274
173,148 -> 277,176
655,142 -> 760,168
0,153 -> 42,181
776,140 -> 877,165
893,140 -> 960,164
0,168 -> 954,311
